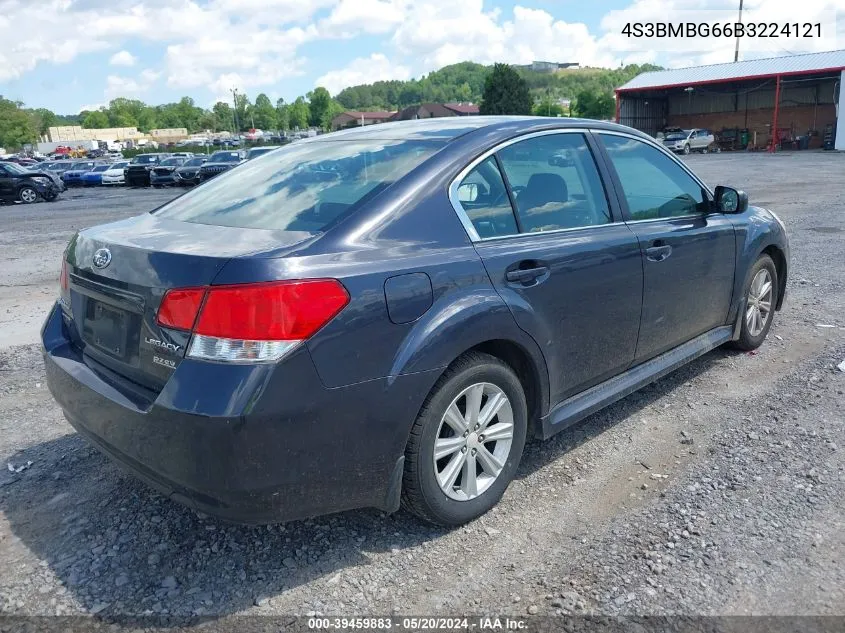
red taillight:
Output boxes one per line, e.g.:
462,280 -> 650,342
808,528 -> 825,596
157,279 -> 349,341
157,288 -> 205,331
195,279 -> 349,340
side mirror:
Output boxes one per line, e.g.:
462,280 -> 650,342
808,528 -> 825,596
714,185 -> 748,214
457,182 -> 479,203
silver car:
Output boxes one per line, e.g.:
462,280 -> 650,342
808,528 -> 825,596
663,129 -> 715,154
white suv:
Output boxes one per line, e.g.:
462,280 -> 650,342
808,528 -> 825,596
663,129 -> 715,154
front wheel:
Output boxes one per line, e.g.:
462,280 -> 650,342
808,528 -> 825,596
683,144 -> 691,155
18,186 -> 38,204
402,352 -> 527,526
731,254 -> 778,351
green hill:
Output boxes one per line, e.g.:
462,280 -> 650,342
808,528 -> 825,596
335,61 -> 662,111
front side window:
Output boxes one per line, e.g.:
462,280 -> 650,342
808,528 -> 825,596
496,133 -> 611,233
155,139 -> 443,232
600,134 -> 710,220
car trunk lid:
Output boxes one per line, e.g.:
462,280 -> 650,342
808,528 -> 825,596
63,213 -> 313,392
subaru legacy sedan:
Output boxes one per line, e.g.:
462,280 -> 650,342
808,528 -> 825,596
42,117 -> 789,526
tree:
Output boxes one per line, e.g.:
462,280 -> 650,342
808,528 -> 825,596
308,87 -> 332,128
32,108 -> 57,136
234,93 -> 250,131
289,97 -> 309,130
275,98 -> 290,131
573,90 -> 615,120
252,93 -> 277,130
479,63 -> 532,115
81,110 -> 109,128
212,101 -> 234,132
0,98 -> 38,150
532,98 -> 565,117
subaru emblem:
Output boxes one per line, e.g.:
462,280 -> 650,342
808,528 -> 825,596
92,248 -> 112,269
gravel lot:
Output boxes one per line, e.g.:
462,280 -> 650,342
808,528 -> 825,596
0,153 -> 843,624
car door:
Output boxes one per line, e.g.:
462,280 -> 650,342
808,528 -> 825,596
0,164 -> 14,198
597,132 -> 736,362
451,130 -> 644,405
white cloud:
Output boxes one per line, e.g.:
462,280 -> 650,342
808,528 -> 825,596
104,69 -> 160,99
315,53 -> 411,95
109,50 -> 138,66
319,0 -> 405,37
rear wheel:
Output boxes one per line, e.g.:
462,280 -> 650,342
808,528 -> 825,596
18,186 -> 38,204
402,352 -> 527,526
731,254 -> 778,351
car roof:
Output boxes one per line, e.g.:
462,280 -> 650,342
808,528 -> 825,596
307,116 -> 649,143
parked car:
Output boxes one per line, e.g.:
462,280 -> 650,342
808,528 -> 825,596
663,128 -> 715,154
42,117 -> 789,526
198,150 -> 246,181
61,161 -> 100,186
150,157 -> 188,187
172,156 -> 207,187
101,161 -> 130,185
124,154 -> 169,187
245,146 -> 280,160
0,161 -> 64,203
45,161 -> 76,177
81,164 -> 113,186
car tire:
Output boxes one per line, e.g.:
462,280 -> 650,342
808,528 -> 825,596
401,351 -> 528,526
18,186 -> 38,204
43,192 -> 58,202
701,146 -> 708,154
730,254 -> 778,351
683,144 -> 691,155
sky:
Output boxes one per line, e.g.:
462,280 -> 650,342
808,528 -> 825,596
0,0 -> 841,114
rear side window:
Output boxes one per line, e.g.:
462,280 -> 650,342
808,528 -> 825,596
455,157 -> 518,239
497,133 -> 611,233
600,134 -> 709,220
154,139 -> 444,232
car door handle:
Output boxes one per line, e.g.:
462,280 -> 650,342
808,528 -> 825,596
505,266 -> 549,283
645,244 -> 673,262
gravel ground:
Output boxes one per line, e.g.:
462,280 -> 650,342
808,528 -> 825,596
0,153 -> 843,625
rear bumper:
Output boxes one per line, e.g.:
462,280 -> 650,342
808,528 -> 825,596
41,303 -> 435,523
150,173 -> 176,185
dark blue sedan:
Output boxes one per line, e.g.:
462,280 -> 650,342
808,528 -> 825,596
42,117 -> 789,526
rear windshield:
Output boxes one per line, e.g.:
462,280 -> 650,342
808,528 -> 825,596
131,155 -> 159,164
209,151 -> 242,162
154,139 -> 444,232
183,157 -> 205,167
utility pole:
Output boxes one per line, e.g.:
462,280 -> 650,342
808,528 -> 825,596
230,87 -> 240,133
734,0 -> 744,62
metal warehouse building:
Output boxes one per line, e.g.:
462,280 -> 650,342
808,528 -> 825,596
616,49 -> 845,151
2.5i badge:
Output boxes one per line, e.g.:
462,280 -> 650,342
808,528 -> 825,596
152,355 -> 176,369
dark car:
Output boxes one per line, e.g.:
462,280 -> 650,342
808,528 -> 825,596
61,161 -> 100,186
45,160 -> 77,177
245,146 -> 280,160
172,156 -> 207,186
42,117 -> 789,526
0,161 -> 64,203
198,150 -> 245,181
150,157 -> 188,187
124,154 -> 169,187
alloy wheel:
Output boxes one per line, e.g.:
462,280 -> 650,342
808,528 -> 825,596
19,188 -> 37,203
746,268 -> 773,337
433,382 -> 514,501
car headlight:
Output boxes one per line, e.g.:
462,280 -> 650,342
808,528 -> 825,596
32,176 -> 51,185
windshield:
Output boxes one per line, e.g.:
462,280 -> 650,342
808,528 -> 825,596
47,162 -> 70,170
72,162 -> 95,170
159,158 -> 181,166
247,147 -> 277,159
182,157 -> 205,167
4,162 -> 31,174
154,138 -> 444,232
665,133 -> 687,141
209,151 -> 242,163
92,165 -> 110,172
131,155 -> 159,164
111,162 -> 128,169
